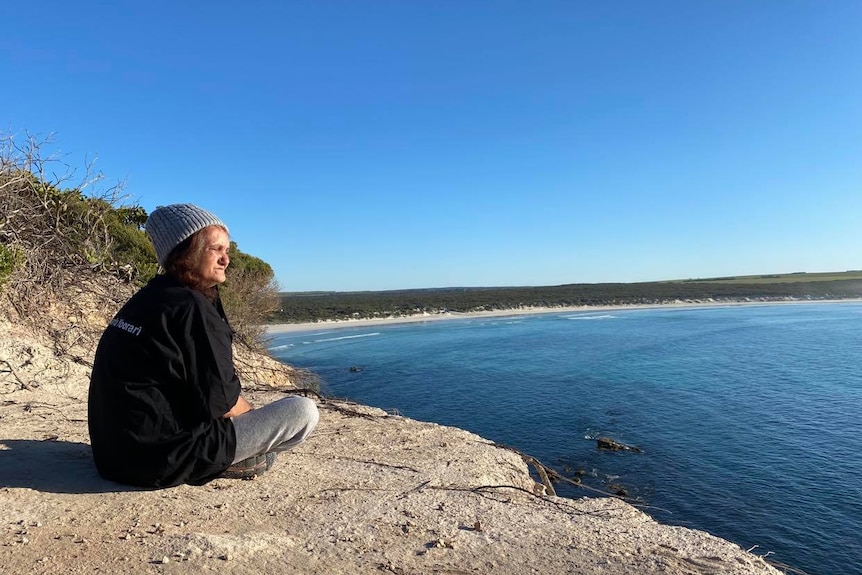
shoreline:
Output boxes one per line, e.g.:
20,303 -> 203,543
265,297 -> 862,335
0,295 -> 798,575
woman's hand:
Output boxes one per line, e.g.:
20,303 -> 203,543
223,395 -> 253,418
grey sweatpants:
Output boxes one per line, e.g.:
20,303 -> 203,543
230,396 -> 319,463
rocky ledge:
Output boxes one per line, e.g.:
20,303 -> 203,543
0,319 -> 784,574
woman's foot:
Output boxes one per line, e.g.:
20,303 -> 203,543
219,452 -> 277,479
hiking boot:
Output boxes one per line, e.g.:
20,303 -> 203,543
219,452 -> 277,480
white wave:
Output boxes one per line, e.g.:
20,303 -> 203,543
312,332 -> 382,343
566,314 -> 617,321
268,343 -> 294,351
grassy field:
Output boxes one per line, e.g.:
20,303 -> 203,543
673,271 -> 862,284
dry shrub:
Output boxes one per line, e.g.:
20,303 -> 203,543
0,132 -> 136,325
221,267 -> 280,347
1,131 -> 300,383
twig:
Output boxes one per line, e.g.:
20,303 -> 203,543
522,454 -> 557,497
319,398 -> 387,420
315,454 -> 421,473
0,359 -> 30,390
430,484 -> 619,518
397,479 -> 431,499
763,559 -> 814,575
19,401 -> 86,423
491,441 -> 653,505
317,487 -> 394,494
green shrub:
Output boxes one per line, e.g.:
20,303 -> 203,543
0,244 -> 24,289
221,242 -> 281,347
103,207 -> 158,284
1,132 -> 283,349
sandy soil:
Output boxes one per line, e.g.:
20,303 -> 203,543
0,316 -> 788,575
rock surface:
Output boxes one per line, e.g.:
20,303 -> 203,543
596,437 -> 642,453
0,319 -> 784,575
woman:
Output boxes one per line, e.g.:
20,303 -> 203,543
88,203 -> 318,487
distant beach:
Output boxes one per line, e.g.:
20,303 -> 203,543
265,298 -> 862,335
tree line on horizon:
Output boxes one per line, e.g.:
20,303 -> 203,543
271,276 -> 862,323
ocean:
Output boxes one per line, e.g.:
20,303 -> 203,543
268,302 -> 862,575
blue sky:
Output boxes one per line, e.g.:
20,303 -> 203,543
3,1 -> 860,291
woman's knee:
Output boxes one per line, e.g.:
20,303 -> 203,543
279,395 -> 319,429
298,396 -> 320,429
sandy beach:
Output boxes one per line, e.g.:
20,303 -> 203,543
265,298 -> 862,335
265,306 -> 594,334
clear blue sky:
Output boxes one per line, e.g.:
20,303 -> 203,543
3,1 -> 860,292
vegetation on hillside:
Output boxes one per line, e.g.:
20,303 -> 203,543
273,273 -> 862,323
0,133 -> 278,348
221,244 -> 280,345
676,271 -> 862,284
5,134 -> 859,332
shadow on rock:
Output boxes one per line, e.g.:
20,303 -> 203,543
0,439 -> 142,494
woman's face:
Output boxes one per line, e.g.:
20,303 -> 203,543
195,226 -> 230,287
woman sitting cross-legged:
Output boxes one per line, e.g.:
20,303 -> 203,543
88,203 -> 318,487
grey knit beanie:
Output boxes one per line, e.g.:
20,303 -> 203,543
145,204 -> 228,267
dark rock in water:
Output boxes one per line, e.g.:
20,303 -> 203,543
613,487 -> 629,497
596,437 -> 642,453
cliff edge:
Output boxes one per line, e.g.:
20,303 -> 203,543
0,282 -> 784,574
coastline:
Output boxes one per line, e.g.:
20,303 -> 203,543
0,304 -> 793,574
265,297 -> 862,335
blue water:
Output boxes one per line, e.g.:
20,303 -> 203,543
269,303 -> 862,575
